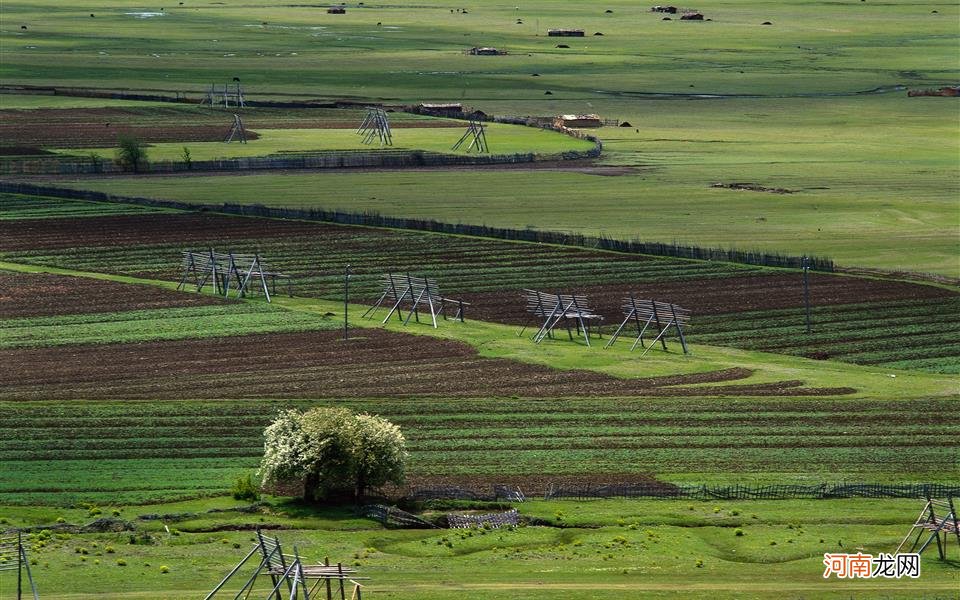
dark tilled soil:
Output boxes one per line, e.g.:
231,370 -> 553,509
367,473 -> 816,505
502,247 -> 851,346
0,214 -> 335,250
0,272 -> 225,318
460,274 -> 955,322
0,329 -> 852,400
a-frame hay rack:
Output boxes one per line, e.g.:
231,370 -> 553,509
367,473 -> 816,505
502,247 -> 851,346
897,496 -> 960,560
0,531 -> 39,600
205,530 -> 367,600
225,113 -> 248,143
451,118 -> 488,153
605,295 -> 690,356
201,82 -> 246,108
178,249 -> 290,302
357,108 -> 393,146
362,273 -> 468,328
518,289 -> 603,346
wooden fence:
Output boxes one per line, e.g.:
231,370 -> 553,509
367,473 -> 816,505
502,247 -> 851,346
0,182 -> 835,272
0,145 -> 601,176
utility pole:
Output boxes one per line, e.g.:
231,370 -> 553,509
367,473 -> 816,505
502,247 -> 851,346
17,530 -> 22,600
344,265 -> 352,341
802,256 -> 811,334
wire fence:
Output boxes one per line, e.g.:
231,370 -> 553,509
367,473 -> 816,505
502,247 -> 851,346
406,482 -> 960,502
0,182 -> 835,271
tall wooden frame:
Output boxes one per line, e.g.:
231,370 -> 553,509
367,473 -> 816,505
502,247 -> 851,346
363,274 -> 468,328
605,295 -> 690,355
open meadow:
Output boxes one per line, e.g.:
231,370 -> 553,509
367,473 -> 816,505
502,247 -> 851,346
2,0 -> 955,274
1,0 -> 958,598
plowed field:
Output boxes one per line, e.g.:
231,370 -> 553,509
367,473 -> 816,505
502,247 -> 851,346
0,329 -> 853,401
0,272 -> 223,318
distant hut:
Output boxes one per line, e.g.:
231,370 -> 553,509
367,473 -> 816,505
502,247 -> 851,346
327,6 -> 346,14
547,29 -> 585,37
554,114 -> 603,128
467,46 -> 506,55
418,102 -> 465,116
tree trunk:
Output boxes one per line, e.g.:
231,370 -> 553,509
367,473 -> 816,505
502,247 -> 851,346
303,471 -> 320,502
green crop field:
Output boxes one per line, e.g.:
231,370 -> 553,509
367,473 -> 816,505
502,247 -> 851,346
1,0 -> 957,598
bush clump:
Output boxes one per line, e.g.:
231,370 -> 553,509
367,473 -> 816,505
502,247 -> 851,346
231,473 -> 261,501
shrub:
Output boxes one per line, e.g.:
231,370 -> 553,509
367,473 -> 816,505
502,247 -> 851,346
159,565 -> 170,574
231,473 -> 261,501
734,528 -> 745,537
116,559 -> 127,566
105,546 -> 115,554
115,135 -> 148,172
695,558 -> 704,568
88,152 -> 103,172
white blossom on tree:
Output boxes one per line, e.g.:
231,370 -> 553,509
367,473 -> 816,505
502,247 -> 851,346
258,407 -> 407,501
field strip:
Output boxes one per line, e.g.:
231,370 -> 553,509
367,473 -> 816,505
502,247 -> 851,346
1,260 -> 956,399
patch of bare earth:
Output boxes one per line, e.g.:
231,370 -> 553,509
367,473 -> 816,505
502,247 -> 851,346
0,329 -> 853,400
0,272 -> 225,318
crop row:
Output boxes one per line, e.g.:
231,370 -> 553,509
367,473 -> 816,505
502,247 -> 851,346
1,245 -> 749,299
0,192 -> 169,220
692,297 -> 960,372
7,423 -> 958,443
1,303 -> 337,349
2,396 -> 953,422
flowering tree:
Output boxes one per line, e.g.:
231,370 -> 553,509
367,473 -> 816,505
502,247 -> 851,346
259,407 -> 407,501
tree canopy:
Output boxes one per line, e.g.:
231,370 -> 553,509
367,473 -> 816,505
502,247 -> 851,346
259,407 -> 407,501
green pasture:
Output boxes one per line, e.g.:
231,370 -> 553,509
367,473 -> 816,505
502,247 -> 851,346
64,93 -> 960,276
2,0 -> 956,97
0,94 -> 174,109
1,496 -> 957,600
53,123 -> 593,161
3,0 -> 957,274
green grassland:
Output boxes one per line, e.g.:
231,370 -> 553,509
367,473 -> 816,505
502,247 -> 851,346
1,497 -> 958,600
2,0 -> 955,274
3,0 -> 955,96
53,123 -> 594,160
4,499 -> 957,600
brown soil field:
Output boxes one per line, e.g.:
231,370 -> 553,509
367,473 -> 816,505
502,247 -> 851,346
0,214 -> 343,250
0,329 -> 853,400
0,272 -> 225,318
460,274 -> 955,322
0,107 -> 458,148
